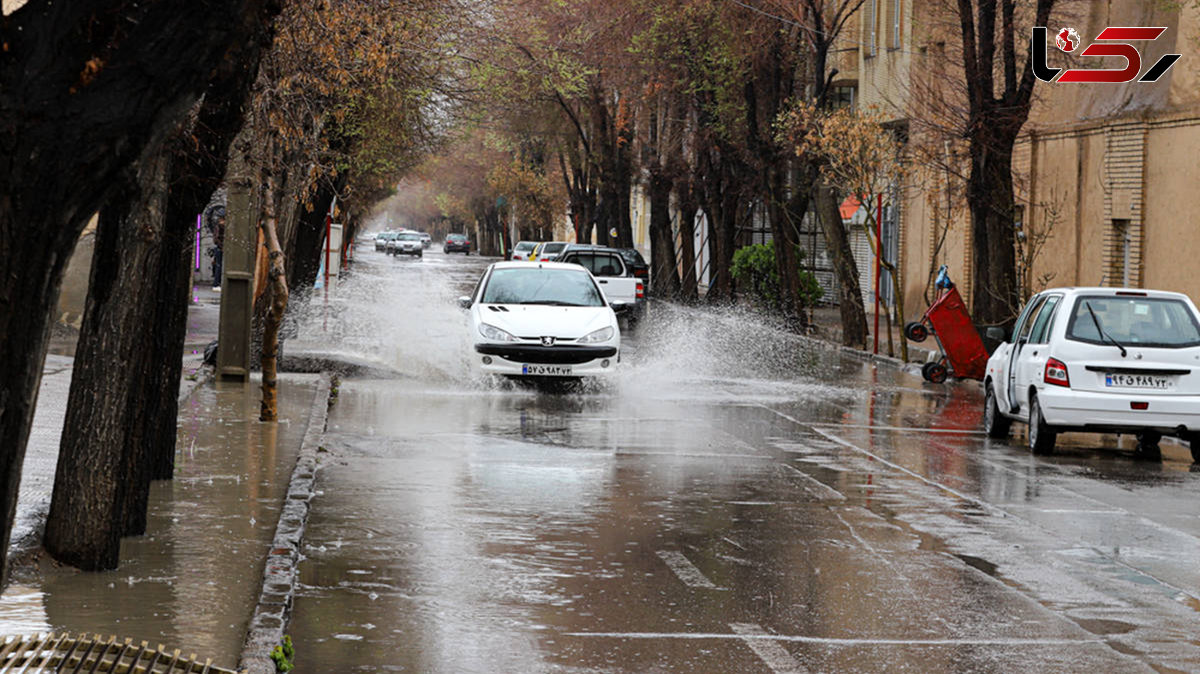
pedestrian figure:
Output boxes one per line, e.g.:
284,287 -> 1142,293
209,206 -> 226,290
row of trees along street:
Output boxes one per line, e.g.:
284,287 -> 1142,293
0,0 -> 1058,580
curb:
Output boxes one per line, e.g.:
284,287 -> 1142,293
237,372 -> 333,674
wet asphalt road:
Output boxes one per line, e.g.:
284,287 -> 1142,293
285,247 -> 1200,673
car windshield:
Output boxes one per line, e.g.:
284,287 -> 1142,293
541,242 -> 566,254
514,242 -> 535,252
399,233 -> 420,241
448,234 -> 465,241
1066,296 -> 1200,348
481,268 -> 605,307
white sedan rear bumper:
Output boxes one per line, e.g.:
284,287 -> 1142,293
1038,386 -> 1200,432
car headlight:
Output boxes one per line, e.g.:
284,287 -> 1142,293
577,326 -> 614,344
479,323 -> 517,342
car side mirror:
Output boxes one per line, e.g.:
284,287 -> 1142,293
984,326 -> 1007,343
457,296 -> 472,310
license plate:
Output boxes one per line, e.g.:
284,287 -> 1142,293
1105,373 -> 1173,389
522,364 -> 572,376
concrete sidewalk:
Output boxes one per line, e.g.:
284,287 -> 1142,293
11,285 -> 223,564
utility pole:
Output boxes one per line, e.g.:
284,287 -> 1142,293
216,171 -> 255,381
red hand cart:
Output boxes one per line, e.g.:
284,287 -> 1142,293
904,267 -> 988,383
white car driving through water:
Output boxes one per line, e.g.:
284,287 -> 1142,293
983,287 -> 1200,460
460,261 -> 620,379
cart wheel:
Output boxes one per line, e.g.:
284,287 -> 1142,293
921,361 -> 948,384
904,321 -> 930,343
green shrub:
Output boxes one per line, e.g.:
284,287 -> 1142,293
731,242 -> 823,312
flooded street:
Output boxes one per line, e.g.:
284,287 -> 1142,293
285,248 -> 1200,672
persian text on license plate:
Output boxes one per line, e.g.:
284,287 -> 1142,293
522,364 -> 573,376
1105,373 -> 1172,389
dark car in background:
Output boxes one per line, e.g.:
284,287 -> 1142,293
615,247 -> 649,285
444,233 -> 471,254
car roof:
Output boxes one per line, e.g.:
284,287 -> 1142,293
489,261 -> 591,271
1036,287 -> 1192,301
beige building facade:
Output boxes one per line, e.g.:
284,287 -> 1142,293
855,0 -> 1200,324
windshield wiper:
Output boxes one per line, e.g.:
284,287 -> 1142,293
1085,301 -> 1127,357
518,300 -> 585,307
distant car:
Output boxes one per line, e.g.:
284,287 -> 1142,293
983,287 -> 1200,461
615,247 -> 649,286
444,233 -> 471,254
510,240 -> 537,260
420,232 -> 432,248
459,261 -> 620,379
375,231 -> 397,251
531,241 -> 569,261
558,245 -> 645,326
388,231 -> 424,257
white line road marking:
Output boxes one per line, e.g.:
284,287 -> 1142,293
562,632 -> 1104,646
729,623 -> 810,673
721,536 -> 746,551
656,550 -> 722,590
616,452 -> 772,460
809,423 -> 986,435
781,464 -> 846,501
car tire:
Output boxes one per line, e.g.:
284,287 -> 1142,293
1028,393 -> 1056,455
984,384 -> 1011,439
921,361 -> 948,384
1184,433 -> 1200,463
904,321 -> 929,342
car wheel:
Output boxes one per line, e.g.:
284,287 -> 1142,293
921,361 -> 948,384
904,321 -> 929,342
1028,393 -> 1056,455
1184,433 -> 1200,463
984,384 -> 1011,439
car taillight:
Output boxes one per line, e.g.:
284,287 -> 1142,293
1044,357 -> 1070,387
636,282 -> 644,299
634,269 -> 648,278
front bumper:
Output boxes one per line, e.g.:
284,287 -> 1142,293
1037,386 -> 1200,433
474,343 -> 618,376
397,245 -> 422,254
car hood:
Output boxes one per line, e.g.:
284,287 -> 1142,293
474,305 -> 614,339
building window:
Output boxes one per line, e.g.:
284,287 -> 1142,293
830,85 -> 856,110
867,0 -> 878,56
892,0 -> 901,48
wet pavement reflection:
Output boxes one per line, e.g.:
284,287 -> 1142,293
0,374 -> 317,665
287,250 -> 1200,672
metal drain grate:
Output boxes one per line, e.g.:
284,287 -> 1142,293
0,633 -> 239,673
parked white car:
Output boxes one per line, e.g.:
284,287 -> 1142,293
983,287 -> 1200,460
460,261 -> 620,378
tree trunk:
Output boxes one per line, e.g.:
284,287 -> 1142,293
815,184 -> 868,348
44,150 -> 170,571
0,0 -> 280,584
648,170 -> 681,298
260,173 -> 289,422
677,190 -> 699,302
968,135 -> 1020,327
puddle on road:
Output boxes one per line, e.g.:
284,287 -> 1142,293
0,374 -> 317,666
